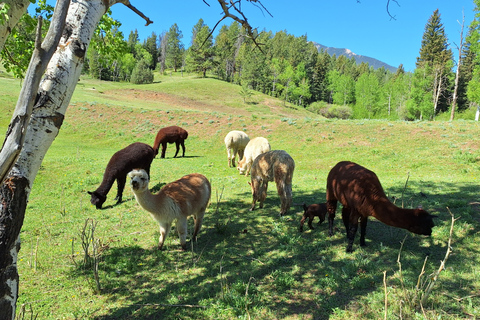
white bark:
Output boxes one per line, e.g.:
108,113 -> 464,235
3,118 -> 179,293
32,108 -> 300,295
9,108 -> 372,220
476,105 -> 480,121
0,0 -> 32,52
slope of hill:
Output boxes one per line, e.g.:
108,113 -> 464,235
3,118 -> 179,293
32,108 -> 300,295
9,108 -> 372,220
313,42 -> 397,72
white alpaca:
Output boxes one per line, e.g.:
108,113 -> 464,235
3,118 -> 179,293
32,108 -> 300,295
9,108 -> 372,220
128,169 -> 211,250
237,137 -> 271,176
224,130 -> 250,167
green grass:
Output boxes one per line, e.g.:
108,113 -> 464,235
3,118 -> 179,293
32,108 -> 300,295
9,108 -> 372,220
1,73 -> 480,319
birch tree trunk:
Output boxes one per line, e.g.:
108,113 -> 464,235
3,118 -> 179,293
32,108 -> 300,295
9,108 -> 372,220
0,1 -> 121,318
0,0 -> 32,51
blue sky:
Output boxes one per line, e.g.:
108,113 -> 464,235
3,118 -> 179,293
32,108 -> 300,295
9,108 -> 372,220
110,1 -> 476,72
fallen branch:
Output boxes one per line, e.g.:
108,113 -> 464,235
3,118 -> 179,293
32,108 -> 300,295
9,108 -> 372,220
134,303 -> 206,308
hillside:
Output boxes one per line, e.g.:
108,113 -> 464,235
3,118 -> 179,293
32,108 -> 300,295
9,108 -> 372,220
313,42 -> 398,72
0,74 -> 479,320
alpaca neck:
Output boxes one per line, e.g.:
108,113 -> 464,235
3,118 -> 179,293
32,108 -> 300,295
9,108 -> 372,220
371,200 -> 416,230
95,175 -> 116,195
133,188 -> 164,214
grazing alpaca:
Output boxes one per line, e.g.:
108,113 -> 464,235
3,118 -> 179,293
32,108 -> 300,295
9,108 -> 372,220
128,169 -> 211,250
249,150 -> 295,216
153,126 -> 188,158
237,137 -> 271,176
326,161 -> 436,253
88,142 -> 154,209
224,130 -> 250,167
299,203 -> 327,232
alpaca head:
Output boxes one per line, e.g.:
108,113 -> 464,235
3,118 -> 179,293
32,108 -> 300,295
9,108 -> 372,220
88,191 -> 106,209
128,169 -> 150,192
407,208 -> 436,236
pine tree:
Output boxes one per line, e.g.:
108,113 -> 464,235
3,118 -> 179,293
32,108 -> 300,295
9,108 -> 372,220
415,9 -> 454,117
165,23 -> 184,72
185,19 -> 214,77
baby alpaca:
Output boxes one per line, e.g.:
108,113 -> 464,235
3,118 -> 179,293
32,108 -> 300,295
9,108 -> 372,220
249,150 -> 295,216
129,169 -> 211,250
224,130 -> 250,167
299,203 -> 327,232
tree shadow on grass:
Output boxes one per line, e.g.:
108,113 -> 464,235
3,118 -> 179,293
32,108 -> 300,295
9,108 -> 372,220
73,180 -> 480,319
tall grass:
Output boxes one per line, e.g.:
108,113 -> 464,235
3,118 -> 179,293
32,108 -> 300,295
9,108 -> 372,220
1,74 -> 479,319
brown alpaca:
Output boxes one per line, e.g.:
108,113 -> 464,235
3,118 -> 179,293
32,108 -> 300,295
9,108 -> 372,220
249,150 -> 295,216
299,203 -> 327,232
129,169 -> 211,250
153,126 -> 188,158
88,142 -> 154,209
326,161 -> 436,252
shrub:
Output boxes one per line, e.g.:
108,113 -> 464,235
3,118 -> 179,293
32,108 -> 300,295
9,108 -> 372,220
307,101 -> 352,119
130,59 -> 154,84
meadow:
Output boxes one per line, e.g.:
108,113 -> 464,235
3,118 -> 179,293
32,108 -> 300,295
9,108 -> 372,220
1,72 -> 479,319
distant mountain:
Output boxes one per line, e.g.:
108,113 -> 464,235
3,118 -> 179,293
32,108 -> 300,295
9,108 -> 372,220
313,42 -> 397,73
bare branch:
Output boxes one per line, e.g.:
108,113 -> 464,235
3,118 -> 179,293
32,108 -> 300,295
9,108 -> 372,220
386,0 -> 400,21
118,0 -> 153,26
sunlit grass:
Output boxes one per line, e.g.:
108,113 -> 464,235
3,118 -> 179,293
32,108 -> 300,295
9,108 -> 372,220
1,75 -> 479,319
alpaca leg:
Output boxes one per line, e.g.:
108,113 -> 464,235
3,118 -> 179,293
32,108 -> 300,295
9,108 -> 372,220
299,215 -> 307,232
359,216 -> 368,247
173,142 -> 180,158
238,149 -> 245,164
326,200 -> 337,237
346,211 -> 360,253
161,142 -> 167,158
230,147 -> 237,167
180,141 -> 186,157
308,216 -> 315,230
176,217 -> 188,250
244,162 -> 251,176
115,175 -> 127,203
158,223 -> 171,250
259,181 -> 268,209
192,211 -> 204,241
227,147 -> 233,167
341,206 -> 350,235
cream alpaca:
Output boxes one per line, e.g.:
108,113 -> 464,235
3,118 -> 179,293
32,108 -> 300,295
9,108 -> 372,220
129,169 -> 211,250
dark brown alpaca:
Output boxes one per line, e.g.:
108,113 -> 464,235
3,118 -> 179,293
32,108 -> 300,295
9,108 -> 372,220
153,126 -> 188,158
326,161 -> 435,252
88,142 -> 154,209
299,203 -> 327,232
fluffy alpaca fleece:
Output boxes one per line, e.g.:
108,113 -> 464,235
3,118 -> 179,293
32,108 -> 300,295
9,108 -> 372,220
249,150 -> 295,216
88,142 -> 154,209
237,137 -> 271,176
224,130 -> 250,167
129,169 -> 211,250
326,161 -> 436,252
152,126 -> 189,158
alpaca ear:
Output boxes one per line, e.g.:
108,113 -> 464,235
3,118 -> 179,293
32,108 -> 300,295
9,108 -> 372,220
303,203 -> 307,211
248,181 -> 252,186
87,191 -> 93,195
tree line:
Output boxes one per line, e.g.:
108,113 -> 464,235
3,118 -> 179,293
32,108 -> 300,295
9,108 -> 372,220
3,5 -> 480,121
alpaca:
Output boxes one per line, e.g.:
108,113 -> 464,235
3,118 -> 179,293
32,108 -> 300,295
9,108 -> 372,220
128,169 -> 211,250
299,203 -> 327,232
153,126 -> 188,158
224,130 -> 250,167
326,161 -> 436,252
237,137 -> 271,176
249,150 -> 295,216
88,142 -> 154,209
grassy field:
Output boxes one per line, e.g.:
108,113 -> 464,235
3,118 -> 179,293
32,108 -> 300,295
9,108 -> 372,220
1,73 -> 480,319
